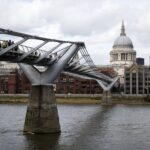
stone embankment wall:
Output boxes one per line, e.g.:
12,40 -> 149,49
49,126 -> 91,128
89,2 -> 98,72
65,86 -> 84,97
0,94 -> 149,104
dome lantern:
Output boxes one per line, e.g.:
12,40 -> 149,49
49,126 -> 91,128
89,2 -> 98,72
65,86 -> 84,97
120,20 -> 126,36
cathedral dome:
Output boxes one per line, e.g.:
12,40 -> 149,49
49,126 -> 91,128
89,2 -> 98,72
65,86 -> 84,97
110,21 -> 136,84
113,36 -> 133,49
113,21 -> 133,49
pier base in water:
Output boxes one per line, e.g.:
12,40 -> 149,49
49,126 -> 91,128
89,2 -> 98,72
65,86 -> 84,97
102,90 -> 112,104
24,85 -> 60,133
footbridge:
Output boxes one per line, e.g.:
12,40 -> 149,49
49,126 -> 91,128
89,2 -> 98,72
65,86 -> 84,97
0,28 -> 118,133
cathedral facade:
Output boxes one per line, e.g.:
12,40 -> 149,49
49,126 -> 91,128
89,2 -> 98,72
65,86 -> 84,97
110,21 -> 136,84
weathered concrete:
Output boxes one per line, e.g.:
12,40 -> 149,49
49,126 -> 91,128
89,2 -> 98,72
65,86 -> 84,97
24,85 -> 60,133
102,90 -> 112,103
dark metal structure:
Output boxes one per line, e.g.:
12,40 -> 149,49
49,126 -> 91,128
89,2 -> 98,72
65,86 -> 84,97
0,28 -> 117,89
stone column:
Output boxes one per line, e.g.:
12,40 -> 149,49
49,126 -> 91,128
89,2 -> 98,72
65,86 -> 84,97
24,84 -> 60,134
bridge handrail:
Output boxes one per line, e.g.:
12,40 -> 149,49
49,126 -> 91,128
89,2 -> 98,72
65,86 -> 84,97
0,28 -> 84,45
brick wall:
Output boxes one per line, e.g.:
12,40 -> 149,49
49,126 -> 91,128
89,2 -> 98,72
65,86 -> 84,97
0,67 -> 117,94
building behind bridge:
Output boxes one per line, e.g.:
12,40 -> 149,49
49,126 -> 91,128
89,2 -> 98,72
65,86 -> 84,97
0,63 -> 117,94
109,21 -> 150,95
124,64 -> 150,94
110,21 -> 136,85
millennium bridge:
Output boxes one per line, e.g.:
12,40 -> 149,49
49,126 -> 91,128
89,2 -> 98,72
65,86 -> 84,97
0,28 -> 118,133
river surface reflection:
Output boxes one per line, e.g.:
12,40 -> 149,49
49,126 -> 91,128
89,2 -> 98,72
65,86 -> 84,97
1,104 -> 150,150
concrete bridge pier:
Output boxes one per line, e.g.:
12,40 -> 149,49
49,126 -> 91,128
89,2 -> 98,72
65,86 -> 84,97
102,90 -> 112,104
24,84 -> 60,133
18,44 -> 80,133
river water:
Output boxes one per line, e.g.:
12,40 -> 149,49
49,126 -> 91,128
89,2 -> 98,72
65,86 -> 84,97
1,104 -> 150,150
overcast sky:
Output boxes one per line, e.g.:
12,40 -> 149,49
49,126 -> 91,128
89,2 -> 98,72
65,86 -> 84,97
1,0 -> 150,65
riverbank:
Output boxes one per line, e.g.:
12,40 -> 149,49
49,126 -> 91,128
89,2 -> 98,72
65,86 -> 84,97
0,95 -> 101,104
0,94 -> 150,104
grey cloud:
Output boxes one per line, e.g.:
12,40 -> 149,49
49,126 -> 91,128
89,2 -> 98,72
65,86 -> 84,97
0,0 -> 150,65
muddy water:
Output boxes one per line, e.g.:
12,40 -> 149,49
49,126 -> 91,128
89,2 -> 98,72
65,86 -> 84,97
0,104 -> 150,150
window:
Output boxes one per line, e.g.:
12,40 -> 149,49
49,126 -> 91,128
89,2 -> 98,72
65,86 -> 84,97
132,87 -> 136,94
121,53 -> 125,60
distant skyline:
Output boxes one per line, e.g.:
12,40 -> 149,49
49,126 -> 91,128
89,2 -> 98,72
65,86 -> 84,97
1,0 -> 150,65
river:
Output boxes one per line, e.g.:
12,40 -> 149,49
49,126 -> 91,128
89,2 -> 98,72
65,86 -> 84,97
0,104 -> 150,150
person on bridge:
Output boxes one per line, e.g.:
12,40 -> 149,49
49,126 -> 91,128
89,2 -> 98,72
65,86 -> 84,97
2,41 -> 8,48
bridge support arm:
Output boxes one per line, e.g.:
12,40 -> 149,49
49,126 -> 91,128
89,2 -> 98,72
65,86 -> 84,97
41,44 -> 79,84
19,44 -> 79,85
18,63 -> 41,84
97,77 -> 119,104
